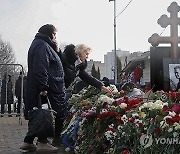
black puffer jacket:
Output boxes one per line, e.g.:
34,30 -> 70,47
25,33 -> 66,118
1,78 -> 13,105
61,44 -> 104,89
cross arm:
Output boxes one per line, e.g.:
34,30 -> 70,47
148,33 -> 180,47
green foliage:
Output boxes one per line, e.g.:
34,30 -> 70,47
91,63 -> 100,79
91,63 -> 97,78
97,67 -> 101,80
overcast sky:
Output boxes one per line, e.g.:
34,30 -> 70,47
0,0 -> 178,67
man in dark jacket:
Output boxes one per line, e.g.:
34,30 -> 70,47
20,24 -> 66,153
61,44 -> 112,100
15,72 -> 26,116
0,74 -> 13,117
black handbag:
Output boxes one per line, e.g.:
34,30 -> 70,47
26,95 -> 57,137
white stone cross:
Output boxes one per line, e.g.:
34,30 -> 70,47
148,2 -> 180,58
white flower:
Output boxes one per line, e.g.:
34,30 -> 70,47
108,84 -> 118,93
119,103 -> 127,109
140,100 -> 163,110
75,146 -> 79,150
154,100 -> 163,104
109,124 -> 114,128
169,111 -> 176,117
122,132 -> 126,136
121,115 -> 128,124
117,125 -> 122,131
173,122 -> 180,130
134,119 -> 142,124
104,130 -> 117,144
98,95 -> 114,104
101,109 -> 108,113
132,113 -> 139,117
163,102 -> 169,106
168,128 -> 173,132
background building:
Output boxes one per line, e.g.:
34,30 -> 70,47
86,59 -> 105,80
104,49 -> 130,80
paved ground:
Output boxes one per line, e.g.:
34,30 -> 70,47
0,115 -> 68,154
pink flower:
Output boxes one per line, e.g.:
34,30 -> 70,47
81,112 -> 88,117
171,104 -> 180,114
87,110 -> 96,116
117,98 -> 124,104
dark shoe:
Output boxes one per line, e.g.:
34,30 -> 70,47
36,142 -> 58,153
52,137 -> 65,152
52,137 -> 62,147
8,114 -> 12,117
20,143 -> 37,152
0,115 -> 4,117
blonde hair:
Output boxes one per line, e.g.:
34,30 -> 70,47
75,44 -> 92,55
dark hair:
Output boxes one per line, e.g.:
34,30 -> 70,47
102,77 -> 110,86
38,24 -> 57,39
174,66 -> 180,71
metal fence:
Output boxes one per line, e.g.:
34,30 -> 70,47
0,63 -> 24,124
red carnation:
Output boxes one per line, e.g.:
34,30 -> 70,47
170,92 -> 176,100
166,114 -> 180,125
121,149 -> 130,154
163,106 -> 169,112
124,96 -> 129,103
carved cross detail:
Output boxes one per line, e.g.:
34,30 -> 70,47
148,2 -> 180,58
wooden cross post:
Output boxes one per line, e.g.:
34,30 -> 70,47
148,2 -> 180,58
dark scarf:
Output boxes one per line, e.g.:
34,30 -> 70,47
35,33 -> 58,52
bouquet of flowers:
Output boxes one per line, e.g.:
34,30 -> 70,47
61,85 -> 180,154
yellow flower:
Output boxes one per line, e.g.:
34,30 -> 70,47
140,112 -> 146,118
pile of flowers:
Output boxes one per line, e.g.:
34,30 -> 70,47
61,85 -> 180,154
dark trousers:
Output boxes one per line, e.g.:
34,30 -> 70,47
1,103 -> 11,114
17,97 -> 23,114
